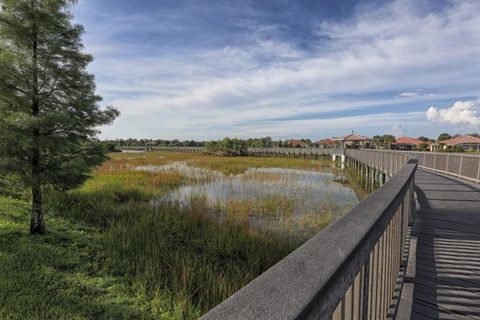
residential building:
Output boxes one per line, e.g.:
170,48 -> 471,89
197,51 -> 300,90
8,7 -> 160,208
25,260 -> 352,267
440,135 -> 480,151
333,132 -> 371,148
313,138 -> 336,148
392,137 -> 428,151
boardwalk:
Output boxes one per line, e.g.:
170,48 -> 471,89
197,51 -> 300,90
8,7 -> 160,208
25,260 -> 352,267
409,170 -> 480,320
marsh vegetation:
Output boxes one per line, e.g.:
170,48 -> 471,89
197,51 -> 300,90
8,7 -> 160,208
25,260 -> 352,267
1,152 -> 358,319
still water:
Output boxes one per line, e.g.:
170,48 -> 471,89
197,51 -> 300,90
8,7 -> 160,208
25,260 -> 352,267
138,162 -> 358,243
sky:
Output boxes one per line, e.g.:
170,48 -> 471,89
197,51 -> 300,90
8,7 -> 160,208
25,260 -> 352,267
72,0 -> 480,141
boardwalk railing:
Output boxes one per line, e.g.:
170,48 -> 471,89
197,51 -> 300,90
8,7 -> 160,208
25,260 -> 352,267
201,153 -> 416,320
248,147 -> 342,155
119,146 -> 343,155
346,149 -> 410,177
401,151 -> 480,183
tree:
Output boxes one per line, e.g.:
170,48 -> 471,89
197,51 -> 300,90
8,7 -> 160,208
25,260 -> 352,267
382,135 -> 396,149
372,135 -> 383,149
205,137 -> 248,156
0,0 -> 119,234
437,133 -> 451,142
417,136 -> 429,142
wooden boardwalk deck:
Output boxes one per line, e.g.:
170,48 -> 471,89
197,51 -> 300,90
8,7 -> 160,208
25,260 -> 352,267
408,169 -> 480,320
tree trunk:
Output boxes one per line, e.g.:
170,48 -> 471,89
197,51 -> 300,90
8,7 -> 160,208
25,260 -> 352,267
30,1 -> 44,235
30,179 -> 45,234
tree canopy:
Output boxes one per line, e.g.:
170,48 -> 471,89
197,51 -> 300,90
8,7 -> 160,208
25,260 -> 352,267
437,133 -> 451,142
205,138 -> 248,156
0,0 -> 119,233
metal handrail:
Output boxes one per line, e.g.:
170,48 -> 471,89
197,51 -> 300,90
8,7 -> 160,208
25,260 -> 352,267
201,154 -> 416,320
400,151 -> 480,183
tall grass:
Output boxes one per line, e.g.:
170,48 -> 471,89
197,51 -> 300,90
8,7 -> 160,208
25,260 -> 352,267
34,151 -> 355,318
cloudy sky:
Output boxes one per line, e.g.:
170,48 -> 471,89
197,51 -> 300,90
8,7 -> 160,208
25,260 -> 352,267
72,0 -> 480,140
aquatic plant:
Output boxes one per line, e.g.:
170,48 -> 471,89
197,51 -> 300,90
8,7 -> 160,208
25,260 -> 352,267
37,151 -> 358,318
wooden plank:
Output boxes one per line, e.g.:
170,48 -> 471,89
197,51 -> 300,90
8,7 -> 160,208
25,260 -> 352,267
407,170 -> 480,320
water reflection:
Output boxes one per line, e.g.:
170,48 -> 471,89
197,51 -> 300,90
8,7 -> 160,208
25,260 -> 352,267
140,162 -> 358,243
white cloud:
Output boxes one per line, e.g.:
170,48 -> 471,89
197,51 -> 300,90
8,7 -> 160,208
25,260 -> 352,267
399,90 -> 438,98
387,123 -> 408,136
426,100 -> 480,127
399,92 -> 419,97
74,0 -> 480,139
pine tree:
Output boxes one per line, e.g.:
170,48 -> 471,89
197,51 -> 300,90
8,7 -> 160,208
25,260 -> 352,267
0,0 -> 119,234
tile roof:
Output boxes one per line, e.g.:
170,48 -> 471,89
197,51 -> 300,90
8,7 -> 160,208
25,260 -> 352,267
313,138 -> 336,145
393,137 -> 427,146
441,135 -> 480,145
286,139 -> 303,145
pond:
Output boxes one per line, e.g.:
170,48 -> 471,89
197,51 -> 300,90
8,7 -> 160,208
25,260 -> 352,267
138,161 -> 358,244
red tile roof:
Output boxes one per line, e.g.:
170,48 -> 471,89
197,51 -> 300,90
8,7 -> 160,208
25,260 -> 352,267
393,137 -> 427,146
313,138 -> 336,145
441,135 -> 480,145
286,139 -> 303,145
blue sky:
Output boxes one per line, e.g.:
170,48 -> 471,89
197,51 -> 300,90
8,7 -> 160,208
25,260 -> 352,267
72,0 -> 480,140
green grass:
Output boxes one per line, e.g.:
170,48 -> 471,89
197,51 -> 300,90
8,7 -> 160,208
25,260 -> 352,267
0,197 -> 158,320
0,192 -> 294,319
0,152 -> 347,319
43,184 -> 294,318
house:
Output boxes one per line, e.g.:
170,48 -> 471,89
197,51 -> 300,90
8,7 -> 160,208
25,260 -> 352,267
313,138 -> 336,149
392,137 -> 428,151
285,139 -> 307,148
440,135 -> 480,152
429,143 -> 440,152
333,132 -> 371,148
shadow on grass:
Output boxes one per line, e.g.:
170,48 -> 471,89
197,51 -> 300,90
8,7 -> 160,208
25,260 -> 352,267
0,197 -> 157,320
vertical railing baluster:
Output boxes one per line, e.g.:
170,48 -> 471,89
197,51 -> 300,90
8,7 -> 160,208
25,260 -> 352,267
352,275 -> 356,320
361,258 -> 370,320
477,157 -> 480,183
373,242 -> 379,320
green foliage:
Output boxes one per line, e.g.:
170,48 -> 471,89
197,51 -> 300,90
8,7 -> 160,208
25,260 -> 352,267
417,143 -> 430,151
437,133 -> 451,141
245,136 -> 274,147
101,141 -> 120,153
0,0 -> 119,190
372,134 -> 396,149
106,138 -> 205,147
0,196 -> 161,320
0,152 -> 345,318
0,0 -> 118,232
42,181 -> 294,318
438,145 -> 464,153
205,137 -> 248,156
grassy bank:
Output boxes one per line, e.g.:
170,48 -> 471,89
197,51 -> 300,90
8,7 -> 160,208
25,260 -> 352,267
0,152 -> 355,319
0,197 -> 153,319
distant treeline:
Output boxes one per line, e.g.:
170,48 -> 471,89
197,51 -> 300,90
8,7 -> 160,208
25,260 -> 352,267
103,132 -> 480,153
103,137 -> 310,149
103,139 -> 206,147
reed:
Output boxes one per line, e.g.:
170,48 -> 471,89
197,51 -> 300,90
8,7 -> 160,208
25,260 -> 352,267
1,151 -> 357,319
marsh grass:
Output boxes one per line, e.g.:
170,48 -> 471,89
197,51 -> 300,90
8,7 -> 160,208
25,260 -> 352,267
98,151 -> 334,176
1,151 -> 357,319
155,161 -> 357,242
0,197 -> 164,320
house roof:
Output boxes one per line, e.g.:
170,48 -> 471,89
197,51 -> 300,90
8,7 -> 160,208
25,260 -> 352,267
313,138 -> 336,145
286,139 -> 303,145
393,137 -> 427,146
441,135 -> 480,145
333,132 -> 370,142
